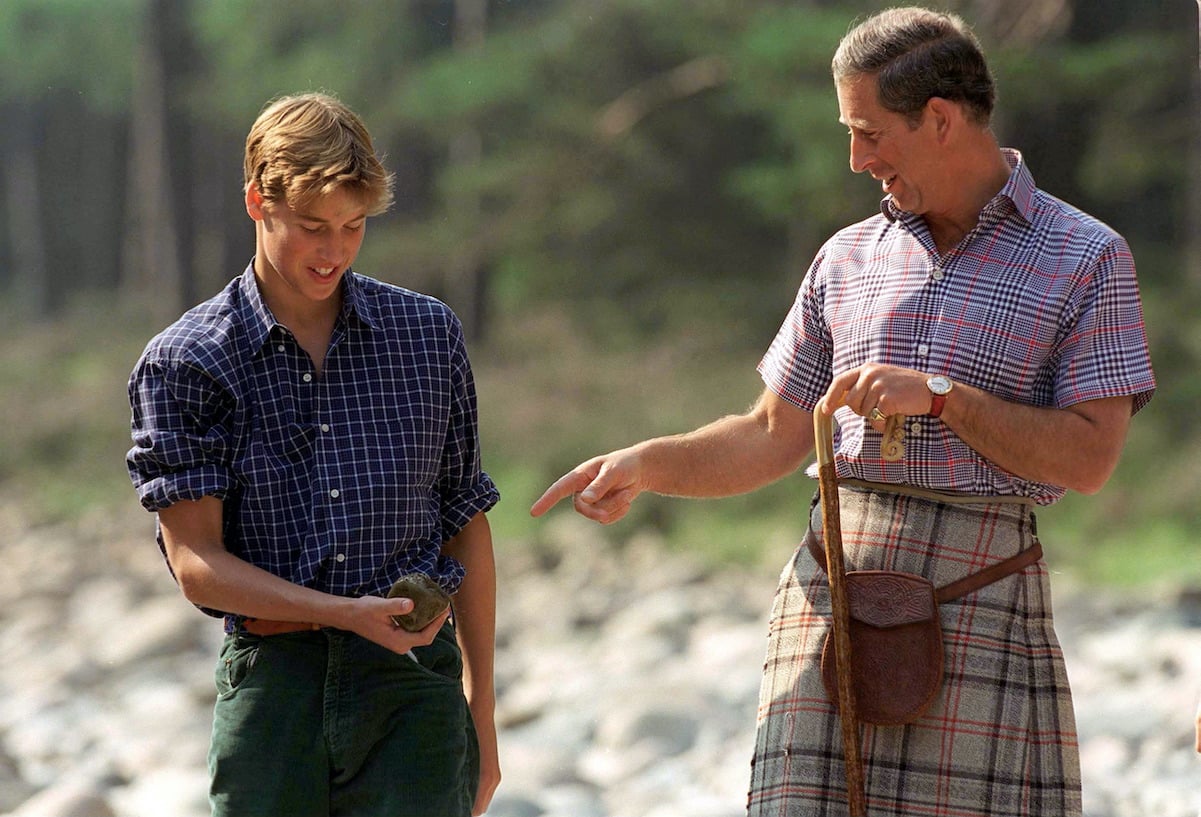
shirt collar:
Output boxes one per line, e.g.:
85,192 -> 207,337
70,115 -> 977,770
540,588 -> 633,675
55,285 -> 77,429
340,269 -> 382,331
237,263 -> 276,354
879,147 -> 1036,227
993,148 -> 1035,225
236,262 -> 382,356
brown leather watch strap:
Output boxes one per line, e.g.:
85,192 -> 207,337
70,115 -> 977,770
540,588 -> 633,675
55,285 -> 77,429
928,391 -> 948,418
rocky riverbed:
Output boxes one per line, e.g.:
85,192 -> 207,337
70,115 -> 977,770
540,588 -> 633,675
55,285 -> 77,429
1,504 -> 1198,817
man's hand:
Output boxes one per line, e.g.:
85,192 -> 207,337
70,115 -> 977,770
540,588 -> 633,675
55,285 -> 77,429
531,389 -> 816,522
821,362 -> 933,426
820,362 -> 1133,493
159,496 -> 449,655
334,594 -> 450,655
530,448 -> 645,525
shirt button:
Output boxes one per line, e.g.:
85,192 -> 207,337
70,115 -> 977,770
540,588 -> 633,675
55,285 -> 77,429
931,268 -> 945,281
302,373 -> 313,383
910,422 -> 923,435
277,344 -> 285,353
329,488 -> 340,499
917,344 -> 930,357
335,553 -> 346,563
320,423 -> 331,433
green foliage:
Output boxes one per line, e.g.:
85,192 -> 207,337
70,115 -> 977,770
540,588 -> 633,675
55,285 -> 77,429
1053,515 -> 1201,588
0,0 -> 141,109
725,6 -> 875,226
186,0 -> 432,121
994,29 -> 1192,218
386,26 -> 545,129
364,1 -> 821,336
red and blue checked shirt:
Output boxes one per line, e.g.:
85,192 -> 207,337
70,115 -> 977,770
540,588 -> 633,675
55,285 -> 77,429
759,149 -> 1155,504
127,265 -> 499,618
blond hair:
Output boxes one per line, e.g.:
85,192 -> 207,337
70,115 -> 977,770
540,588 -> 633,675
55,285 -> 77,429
243,93 -> 395,215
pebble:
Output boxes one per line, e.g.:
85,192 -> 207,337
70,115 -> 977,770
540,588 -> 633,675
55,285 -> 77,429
0,507 -> 1197,817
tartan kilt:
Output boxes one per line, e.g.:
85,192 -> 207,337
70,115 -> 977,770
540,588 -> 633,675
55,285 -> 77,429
747,484 -> 1082,817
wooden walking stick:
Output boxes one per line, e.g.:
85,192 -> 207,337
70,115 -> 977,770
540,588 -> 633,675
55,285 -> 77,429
815,407 -> 868,816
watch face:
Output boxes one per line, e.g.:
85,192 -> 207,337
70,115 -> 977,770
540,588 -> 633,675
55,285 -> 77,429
928,375 -> 953,395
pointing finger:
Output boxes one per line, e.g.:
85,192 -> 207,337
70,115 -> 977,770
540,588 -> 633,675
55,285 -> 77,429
530,468 -> 596,517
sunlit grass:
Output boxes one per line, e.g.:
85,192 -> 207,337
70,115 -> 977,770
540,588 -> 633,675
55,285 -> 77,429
1053,517 -> 1201,587
0,298 -> 156,522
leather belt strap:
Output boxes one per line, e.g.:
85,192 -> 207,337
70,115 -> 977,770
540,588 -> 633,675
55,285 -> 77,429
934,541 -> 1043,602
805,530 -> 1043,603
839,478 -> 1036,507
241,618 -> 323,636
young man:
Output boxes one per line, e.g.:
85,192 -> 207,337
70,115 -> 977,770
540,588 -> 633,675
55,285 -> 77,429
531,8 -> 1154,816
127,93 -> 500,817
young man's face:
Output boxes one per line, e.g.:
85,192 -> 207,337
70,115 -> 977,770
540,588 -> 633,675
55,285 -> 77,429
246,183 -> 368,318
836,73 -> 941,216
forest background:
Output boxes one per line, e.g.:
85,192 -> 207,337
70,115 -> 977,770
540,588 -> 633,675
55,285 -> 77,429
1,0 -> 1198,587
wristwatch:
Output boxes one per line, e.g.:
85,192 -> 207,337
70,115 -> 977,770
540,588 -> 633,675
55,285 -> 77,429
926,375 -> 953,418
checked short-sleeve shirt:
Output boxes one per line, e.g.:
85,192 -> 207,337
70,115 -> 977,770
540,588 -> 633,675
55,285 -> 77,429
127,265 -> 499,618
759,149 -> 1155,504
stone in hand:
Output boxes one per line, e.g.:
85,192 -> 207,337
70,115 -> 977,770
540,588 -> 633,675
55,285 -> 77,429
386,573 -> 451,632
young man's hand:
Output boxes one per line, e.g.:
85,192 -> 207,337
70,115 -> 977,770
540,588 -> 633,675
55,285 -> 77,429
338,595 -> 450,655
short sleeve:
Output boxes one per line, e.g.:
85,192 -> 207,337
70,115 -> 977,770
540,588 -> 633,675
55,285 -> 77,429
1053,236 -> 1155,413
758,252 -> 834,412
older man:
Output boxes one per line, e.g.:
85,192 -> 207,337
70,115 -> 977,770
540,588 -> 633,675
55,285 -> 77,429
532,7 -> 1154,816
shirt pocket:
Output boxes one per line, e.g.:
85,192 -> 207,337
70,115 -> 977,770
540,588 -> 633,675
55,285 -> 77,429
244,403 -> 315,471
264,420 -> 315,466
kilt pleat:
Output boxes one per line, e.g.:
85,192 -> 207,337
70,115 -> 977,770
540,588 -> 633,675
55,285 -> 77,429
747,485 -> 1081,817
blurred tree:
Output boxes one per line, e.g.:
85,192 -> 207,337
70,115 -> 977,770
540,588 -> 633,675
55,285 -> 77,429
0,0 -> 140,318
446,0 -> 489,340
1191,0 -> 1201,289
381,0 -> 812,345
122,0 -> 192,322
965,0 -> 1071,44
182,0 -> 473,297
1,98 -> 48,316
0,0 -> 1195,550
724,5 -> 880,291
0,0 -> 1194,359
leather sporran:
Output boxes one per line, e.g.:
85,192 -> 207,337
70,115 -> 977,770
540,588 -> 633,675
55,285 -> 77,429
819,569 -> 944,725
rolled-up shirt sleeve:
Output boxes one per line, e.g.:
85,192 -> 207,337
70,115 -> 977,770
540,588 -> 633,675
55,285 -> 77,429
127,356 -> 236,511
436,314 -> 500,543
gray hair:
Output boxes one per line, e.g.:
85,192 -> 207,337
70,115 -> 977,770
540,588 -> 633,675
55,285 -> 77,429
832,7 -> 996,126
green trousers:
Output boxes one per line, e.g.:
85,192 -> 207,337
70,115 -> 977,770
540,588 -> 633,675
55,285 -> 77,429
208,622 -> 479,817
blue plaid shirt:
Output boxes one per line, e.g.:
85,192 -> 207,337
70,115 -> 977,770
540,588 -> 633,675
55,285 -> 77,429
127,265 -> 499,618
760,149 -> 1155,504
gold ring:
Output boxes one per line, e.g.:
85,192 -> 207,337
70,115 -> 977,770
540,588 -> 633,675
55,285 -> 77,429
869,407 -> 886,422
